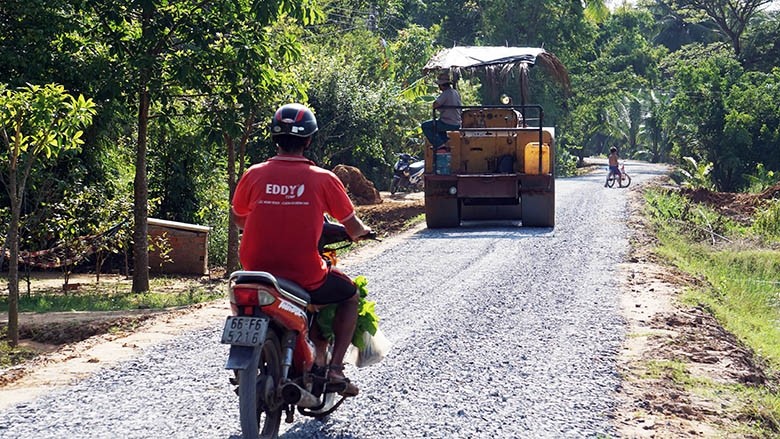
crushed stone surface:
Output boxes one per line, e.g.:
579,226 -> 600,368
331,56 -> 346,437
0,161 -> 665,439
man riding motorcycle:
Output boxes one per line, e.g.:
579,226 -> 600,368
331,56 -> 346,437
231,103 -> 372,396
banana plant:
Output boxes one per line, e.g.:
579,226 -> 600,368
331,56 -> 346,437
679,156 -> 715,190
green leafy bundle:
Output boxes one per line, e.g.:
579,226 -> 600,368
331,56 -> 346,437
316,275 -> 379,349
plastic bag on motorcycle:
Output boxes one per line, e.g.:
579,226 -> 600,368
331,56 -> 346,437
345,328 -> 391,367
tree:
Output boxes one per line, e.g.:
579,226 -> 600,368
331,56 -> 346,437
188,12 -> 319,274
664,0 -> 773,56
639,89 -> 674,162
663,44 -> 747,190
643,0 -> 721,52
740,10 -> 780,71
0,83 -> 96,346
81,0 -> 320,290
565,8 -> 664,159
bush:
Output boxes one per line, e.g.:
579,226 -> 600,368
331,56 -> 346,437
753,199 -> 780,240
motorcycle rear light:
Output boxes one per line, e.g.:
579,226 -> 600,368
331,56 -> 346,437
230,285 -> 276,307
231,287 -> 258,306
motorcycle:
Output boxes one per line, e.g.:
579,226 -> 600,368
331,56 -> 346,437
389,153 -> 425,194
221,221 -> 376,439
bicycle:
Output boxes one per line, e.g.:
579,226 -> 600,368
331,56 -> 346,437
606,163 -> 631,188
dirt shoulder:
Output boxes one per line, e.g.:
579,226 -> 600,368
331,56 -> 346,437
0,300 -> 229,410
615,183 -> 772,437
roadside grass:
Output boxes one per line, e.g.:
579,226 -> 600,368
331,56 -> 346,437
405,213 -> 426,229
644,187 -> 780,435
0,275 -> 224,368
0,326 -> 37,368
0,288 -> 223,314
1,277 -> 224,314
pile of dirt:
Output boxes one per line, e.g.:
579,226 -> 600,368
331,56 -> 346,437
681,182 -> 780,222
333,164 -> 382,205
356,198 -> 424,236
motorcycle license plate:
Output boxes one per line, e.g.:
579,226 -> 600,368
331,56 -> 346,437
220,316 -> 268,346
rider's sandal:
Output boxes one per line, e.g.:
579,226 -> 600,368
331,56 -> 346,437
327,364 -> 359,397
311,364 -> 328,376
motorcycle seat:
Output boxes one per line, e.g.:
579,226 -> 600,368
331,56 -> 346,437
276,277 -> 311,303
235,274 -> 312,304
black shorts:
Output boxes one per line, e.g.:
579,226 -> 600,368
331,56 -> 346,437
308,267 -> 357,305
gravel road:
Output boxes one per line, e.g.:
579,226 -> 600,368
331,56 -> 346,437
0,161 -> 667,439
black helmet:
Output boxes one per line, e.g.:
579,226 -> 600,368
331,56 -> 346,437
271,103 -> 318,138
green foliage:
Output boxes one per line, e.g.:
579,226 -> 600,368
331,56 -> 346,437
677,156 -> 715,190
643,187 -> 740,241
752,199 -> 780,240
195,173 -> 231,268
295,26 -> 435,187
0,83 -> 96,160
745,163 -> 778,193
741,12 -> 780,72
555,147 -> 579,176
723,69 -> 780,181
31,183 -> 132,282
565,8 -> 664,159
480,0 -> 591,58
661,44 -> 771,191
316,275 -> 379,349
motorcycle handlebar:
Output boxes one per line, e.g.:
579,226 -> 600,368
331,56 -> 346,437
319,221 -> 380,250
360,230 -> 379,241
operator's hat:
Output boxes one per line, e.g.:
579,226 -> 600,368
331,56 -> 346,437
435,72 -> 452,85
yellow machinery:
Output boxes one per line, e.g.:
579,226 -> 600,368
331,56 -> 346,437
421,46 -> 567,228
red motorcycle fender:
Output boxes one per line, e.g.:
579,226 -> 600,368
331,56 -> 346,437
225,344 -> 260,371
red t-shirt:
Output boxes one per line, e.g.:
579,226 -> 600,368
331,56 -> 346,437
232,155 -> 356,290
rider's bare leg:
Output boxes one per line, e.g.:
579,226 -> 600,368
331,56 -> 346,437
308,323 -> 329,368
328,292 -> 359,378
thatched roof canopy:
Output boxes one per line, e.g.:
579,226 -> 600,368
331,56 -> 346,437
422,46 -> 571,101
423,46 -> 547,71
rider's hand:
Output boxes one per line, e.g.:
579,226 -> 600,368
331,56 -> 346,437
358,228 -> 375,241
343,216 -> 372,241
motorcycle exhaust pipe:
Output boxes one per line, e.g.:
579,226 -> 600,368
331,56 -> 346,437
281,382 -> 320,408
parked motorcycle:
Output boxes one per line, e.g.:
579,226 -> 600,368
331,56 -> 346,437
390,153 -> 425,194
221,221 -> 376,439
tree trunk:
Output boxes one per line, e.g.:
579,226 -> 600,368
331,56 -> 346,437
132,82 -> 151,293
6,166 -> 20,346
225,133 -> 240,275
132,5 -> 154,294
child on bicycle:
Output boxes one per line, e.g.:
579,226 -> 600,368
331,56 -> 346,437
605,146 -> 620,187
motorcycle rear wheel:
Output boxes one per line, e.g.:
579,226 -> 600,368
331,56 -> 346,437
238,331 -> 282,439
389,178 -> 400,195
